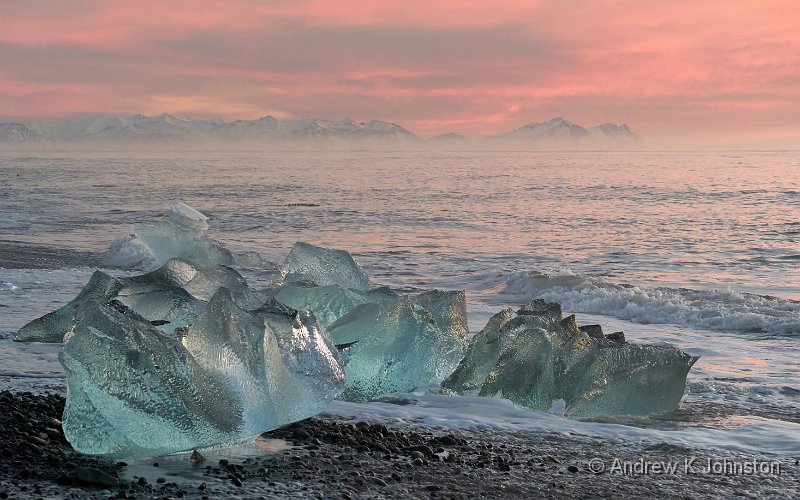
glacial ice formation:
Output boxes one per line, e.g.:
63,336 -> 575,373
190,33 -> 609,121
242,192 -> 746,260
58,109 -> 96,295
271,282 -> 373,327
268,243 -> 469,399
60,292 -> 344,458
328,289 -> 470,401
17,201 -> 703,453
279,242 -> 372,291
15,258 -> 265,343
266,271 -> 470,400
15,270 -> 125,343
441,299 -> 698,419
18,236 -> 472,409
124,202 -> 275,269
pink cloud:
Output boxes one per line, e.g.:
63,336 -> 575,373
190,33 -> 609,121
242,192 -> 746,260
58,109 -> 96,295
0,0 -> 798,144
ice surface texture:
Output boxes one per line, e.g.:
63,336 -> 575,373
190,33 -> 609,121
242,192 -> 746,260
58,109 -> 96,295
14,259 -> 265,343
130,202 -> 275,269
273,243 -> 469,400
15,271 -> 125,343
286,285 -> 470,401
279,242 -> 372,291
441,299 -> 698,419
329,289 -> 470,401
18,255 -> 345,457
272,284 -> 471,401
59,290 -> 344,458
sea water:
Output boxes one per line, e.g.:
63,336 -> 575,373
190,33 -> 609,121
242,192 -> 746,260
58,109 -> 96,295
0,150 -> 798,455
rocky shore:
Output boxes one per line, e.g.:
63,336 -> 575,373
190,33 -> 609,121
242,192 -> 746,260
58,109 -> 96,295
0,391 -> 797,499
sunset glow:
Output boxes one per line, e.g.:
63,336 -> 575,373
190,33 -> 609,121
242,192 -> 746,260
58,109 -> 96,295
1,0 -> 799,146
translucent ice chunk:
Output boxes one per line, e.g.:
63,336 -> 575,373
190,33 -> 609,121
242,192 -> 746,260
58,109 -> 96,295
15,271 -> 124,343
169,201 -> 209,231
134,221 -> 236,268
129,203 -> 276,269
441,299 -> 698,419
328,294 -> 469,401
114,284 -> 202,333
279,242 -> 371,291
560,342 -> 699,419
179,264 -> 266,309
60,290 -> 345,458
182,290 -> 345,429
15,259 -> 265,343
413,289 -> 470,341
60,301 -> 243,458
271,282 -> 373,326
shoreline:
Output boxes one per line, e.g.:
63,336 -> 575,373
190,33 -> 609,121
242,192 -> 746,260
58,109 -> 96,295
1,391 -> 797,499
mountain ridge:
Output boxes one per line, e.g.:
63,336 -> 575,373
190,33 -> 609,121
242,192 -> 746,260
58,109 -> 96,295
0,114 -> 643,150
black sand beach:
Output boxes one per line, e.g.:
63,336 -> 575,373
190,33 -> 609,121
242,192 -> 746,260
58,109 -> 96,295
0,391 -> 797,499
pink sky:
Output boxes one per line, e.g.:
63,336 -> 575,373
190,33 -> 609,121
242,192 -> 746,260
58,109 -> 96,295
1,0 -> 798,146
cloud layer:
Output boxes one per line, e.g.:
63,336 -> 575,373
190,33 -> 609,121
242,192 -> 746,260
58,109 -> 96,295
1,1 -> 798,145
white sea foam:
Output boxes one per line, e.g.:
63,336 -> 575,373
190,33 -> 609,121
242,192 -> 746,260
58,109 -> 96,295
324,392 -> 800,455
0,282 -> 17,291
498,270 -> 800,336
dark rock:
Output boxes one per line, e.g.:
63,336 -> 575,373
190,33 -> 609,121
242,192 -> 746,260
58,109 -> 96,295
44,427 -> 61,440
191,449 -> 205,465
29,435 -> 49,446
605,331 -> 626,343
403,445 -> 434,457
567,465 -> 579,473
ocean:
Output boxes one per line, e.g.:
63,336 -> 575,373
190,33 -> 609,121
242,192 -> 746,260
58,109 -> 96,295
1,150 -> 798,456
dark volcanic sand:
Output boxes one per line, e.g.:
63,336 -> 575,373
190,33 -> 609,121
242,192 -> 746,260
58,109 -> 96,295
0,391 -> 797,499
0,241 -> 101,270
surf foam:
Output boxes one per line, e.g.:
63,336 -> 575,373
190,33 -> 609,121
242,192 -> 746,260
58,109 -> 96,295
499,270 -> 800,336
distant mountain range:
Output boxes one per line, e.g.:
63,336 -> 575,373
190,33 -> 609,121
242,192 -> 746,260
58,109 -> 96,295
489,117 -> 642,149
0,114 -> 642,150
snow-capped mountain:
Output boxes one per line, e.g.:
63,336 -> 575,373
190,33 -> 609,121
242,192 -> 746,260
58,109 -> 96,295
489,117 -> 642,149
0,114 -> 642,150
0,114 -> 418,149
0,123 -> 47,143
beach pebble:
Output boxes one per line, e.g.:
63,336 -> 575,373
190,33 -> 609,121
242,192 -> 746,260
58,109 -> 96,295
44,427 -> 61,440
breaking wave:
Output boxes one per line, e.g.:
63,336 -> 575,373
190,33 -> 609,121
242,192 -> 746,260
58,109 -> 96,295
499,270 -> 800,336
